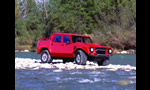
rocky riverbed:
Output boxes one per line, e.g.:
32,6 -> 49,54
15,58 -> 136,71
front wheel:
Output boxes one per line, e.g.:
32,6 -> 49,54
75,50 -> 87,65
41,50 -> 53,63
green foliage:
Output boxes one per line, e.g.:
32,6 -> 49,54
15,0 -> 20,19
15,0 -> 136,50
15,0 -> 45,50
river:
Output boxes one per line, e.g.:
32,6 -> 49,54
15,52 -> 136,90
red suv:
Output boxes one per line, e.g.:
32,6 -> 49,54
37,33 -> 112,66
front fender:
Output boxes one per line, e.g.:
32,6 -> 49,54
73,46 -> 89,57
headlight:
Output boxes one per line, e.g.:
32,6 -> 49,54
108,49 -> 112,53
90,47 -> 94,52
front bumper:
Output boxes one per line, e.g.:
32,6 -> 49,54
88,54 -> 110,61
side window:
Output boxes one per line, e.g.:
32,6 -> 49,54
53,35 -> 62,43
63,36 -> 70,43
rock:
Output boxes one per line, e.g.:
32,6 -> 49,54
76,65 -> 84,69
15,58 -> 136,71
85,65 -> 96,70
54,63 -> 66,69
86,61 -> 95,65
120,51 -> 128,54
20,50 -> 29,52
15,50 -> 19,52
65,62 -> 76,70
116,80 -> 129,85
114,49 -> 136,54
24,49 -> 30,52
127,49 -> 136,54
66,66 -> 76,70
116,52 -> 121,54
113,49 -> 119,54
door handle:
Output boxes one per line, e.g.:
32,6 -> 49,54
51,43 -> 53,45
61,44 -> 64,46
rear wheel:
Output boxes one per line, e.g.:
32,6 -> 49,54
97,58 -> 109,66
75,50 -> 87,65
41,50 -> 53,63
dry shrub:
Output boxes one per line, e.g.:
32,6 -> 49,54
91,27 -> 136,50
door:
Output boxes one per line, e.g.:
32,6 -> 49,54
50,35 -> 63,57
61,35 -> 74,57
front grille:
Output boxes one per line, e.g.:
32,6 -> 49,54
95,48 -> 106,54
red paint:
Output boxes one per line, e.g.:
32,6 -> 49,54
37,33 -> 112,59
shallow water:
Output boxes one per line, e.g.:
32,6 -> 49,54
15,52 -> 136,90
15,68 -> 136,90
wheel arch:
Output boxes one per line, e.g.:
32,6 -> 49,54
73,48 -> 88,57
40,48 -> 49,53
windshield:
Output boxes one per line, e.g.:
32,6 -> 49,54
72,36 -> 93,43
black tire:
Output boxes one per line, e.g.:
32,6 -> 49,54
75,50 -> 87,65
97,59 -> 109,66
41,50 -> 53,63
103,60 -> 109,66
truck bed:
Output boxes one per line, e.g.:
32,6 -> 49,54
37,38 -> 51,54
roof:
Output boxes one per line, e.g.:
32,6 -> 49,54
53,32 -> 90,37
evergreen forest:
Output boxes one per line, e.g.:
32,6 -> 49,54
15,0 -> 136,51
